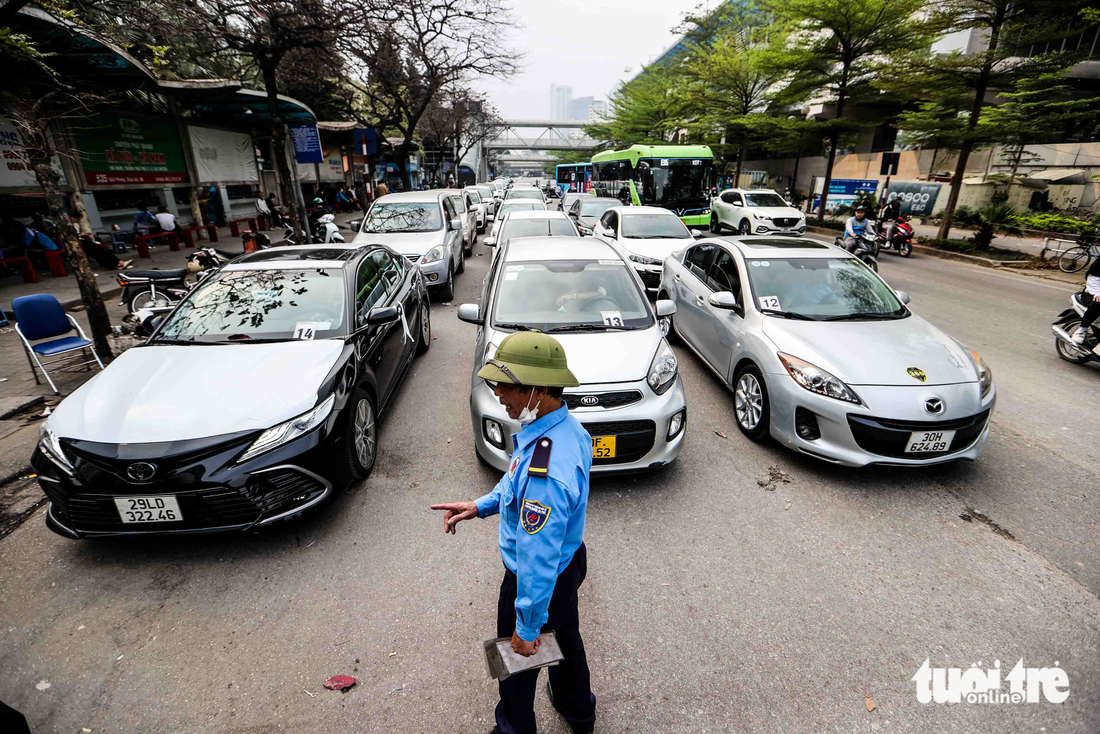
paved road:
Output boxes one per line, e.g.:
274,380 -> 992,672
1,243 -> 1098,733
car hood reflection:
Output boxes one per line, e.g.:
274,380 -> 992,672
50,341 -> 345,443
352,230 -> 444,255
489,328 -> 659,383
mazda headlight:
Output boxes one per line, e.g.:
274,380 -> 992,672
648,339 -> 678,394
970,349 -> 993,398
422,245 -> 444,264
239,395 -> 336,463
39,423 -> 73,474
628,253 -> 659,265
778,353 -> 862,404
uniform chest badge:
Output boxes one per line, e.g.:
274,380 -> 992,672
509,456 -> 519,478
520,499 -> 551,534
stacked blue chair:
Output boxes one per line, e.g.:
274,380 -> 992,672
12,294 -> 104,394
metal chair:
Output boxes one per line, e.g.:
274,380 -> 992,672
12,294 -> 104,394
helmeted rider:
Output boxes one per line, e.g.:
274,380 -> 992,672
843,206 -> 871,253
880,198 -> 902,246
1072,256 -> 1100,344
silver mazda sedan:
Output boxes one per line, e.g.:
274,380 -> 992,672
458,236 -> 686,473
659,236 -> 995,467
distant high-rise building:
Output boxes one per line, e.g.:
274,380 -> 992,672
569,96 -> 594,121
551,84 -> 573,120
588,100 -> 607,121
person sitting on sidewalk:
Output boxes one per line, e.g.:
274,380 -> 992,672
154,206 -> 180,234
133,205 -> 157,232
70,212 -> 132,270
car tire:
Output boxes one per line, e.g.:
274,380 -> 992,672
710,214 -> 723,234
416,298 -> 431,355
338,386 -> 377,484
129,289 -> 172,313
436,266 -> 455,302
739,219 -> 751,236
456,246 -> 466,274
733,364 -> 770,441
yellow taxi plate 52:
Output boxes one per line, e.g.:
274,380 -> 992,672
592,436 -> 617,459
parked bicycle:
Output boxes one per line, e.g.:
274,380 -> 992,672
1057,240 -> 1099,274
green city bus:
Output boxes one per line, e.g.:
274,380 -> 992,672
590,144 -> 716,227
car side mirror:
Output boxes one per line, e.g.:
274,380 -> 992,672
449,217 -> 463,231
487,214 -> 495,222
365,306 -> 400,325
895,290 -> 911,305
691,230 -> 704,238
708,291 -> 739,310
349,220 -> 362,231
655,299 -> 677,317
457,303 -> 482,324
484,237 -> 497,247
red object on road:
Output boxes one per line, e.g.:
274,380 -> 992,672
323,675 -> 357,691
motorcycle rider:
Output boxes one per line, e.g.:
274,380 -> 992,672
843,206 -> 872,253
1071,256 -> 1100,344
880,197 -> 902,247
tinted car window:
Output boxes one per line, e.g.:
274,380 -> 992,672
720,192 -> 736,204
356,254 -> 389,324
706,250 -> 741,297
372,249 -> 402,298
685,245 -> 714,280
744,192 -> 788,208
745,257 -> 906,319
579,199 -> 619,217
502,219 -> 576,240
363,203 -> 442,233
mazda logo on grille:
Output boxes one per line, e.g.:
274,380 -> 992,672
924,398 -> 945,415
580,396 -> 599,406
126,462 -> 157,482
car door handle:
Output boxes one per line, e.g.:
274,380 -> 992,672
696,295 -> 705,304
674,274 -> 681,281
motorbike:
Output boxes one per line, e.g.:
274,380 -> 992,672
1052,291 -> 1099,365
877,215 -> 913,257
117,246 -> 239,312
833,226 -> 880,272
316,213 -> 346,243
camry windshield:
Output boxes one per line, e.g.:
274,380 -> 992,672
502,219 -> 577,240
155,269 -> 347,342
493,260 -> 651,332
746,258 -> 906,320
745,192 -> 789,208
621,213 -> 690,239
579,199 -> 618,217
362,203 -> 442,233
506,189 -> 542,200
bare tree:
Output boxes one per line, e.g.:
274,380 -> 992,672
417,88 -> 505,181
342,0 -> 519,191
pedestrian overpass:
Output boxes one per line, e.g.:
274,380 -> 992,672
485,119 -> 602,152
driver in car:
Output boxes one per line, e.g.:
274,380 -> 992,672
555,271 -> 613,312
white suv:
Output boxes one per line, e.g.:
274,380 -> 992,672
710,188 -> 806,236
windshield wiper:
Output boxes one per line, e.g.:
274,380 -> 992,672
760,309 -> 816,321
147,338 -> 210,345
547,323 -> 637,332
215,336 -> 298,343
494,323 -> 533,332
821,312 -> 903,321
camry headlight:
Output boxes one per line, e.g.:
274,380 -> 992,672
970,349 -> 993,398
239,394 -> 336,463
39,423 -> 74,474
422,245 -> 444,264
628,253 -> 659,265
778,352 -> 862,404
648,339 -> 678,394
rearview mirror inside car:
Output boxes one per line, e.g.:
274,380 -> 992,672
365,306 -> 400,325
655,299 -> 677,317
708,291 -> 739,310
457,303 -> 482,324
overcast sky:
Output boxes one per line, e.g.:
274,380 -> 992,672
474,0 -> 699,121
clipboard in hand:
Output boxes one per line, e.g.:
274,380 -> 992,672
483,632 -> 564,680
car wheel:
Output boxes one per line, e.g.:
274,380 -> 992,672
710,214 -> 723,234
456,246 -> 466,274
1056,320 -> 1092,364
338,387 -> 377,483
436,266 -> 455,301
129,289 -> 171,313
733,364 -> 769,441
416,298 -> 431,355
739,219 -> 751,236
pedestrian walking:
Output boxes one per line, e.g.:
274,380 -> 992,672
376,181 -> 389,198
431,332 -> 597,734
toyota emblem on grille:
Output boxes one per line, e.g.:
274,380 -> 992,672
580,396 -> 599,406
924,398 -> 945,415
126,462 -> 157,482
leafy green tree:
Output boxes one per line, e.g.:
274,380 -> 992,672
584,65 -> 688,148
758,0 -> 939,220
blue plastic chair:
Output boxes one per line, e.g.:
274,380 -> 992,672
12,294 -> 104,394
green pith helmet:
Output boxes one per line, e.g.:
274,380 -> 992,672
477,331 -> 580,387
313,197 -> 323,204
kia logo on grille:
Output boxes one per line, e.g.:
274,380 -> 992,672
126,462 -> 157,482
924,398 -> 945,415
580,396 -> 599,406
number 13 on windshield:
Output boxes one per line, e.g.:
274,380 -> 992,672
601,310 -> 623,327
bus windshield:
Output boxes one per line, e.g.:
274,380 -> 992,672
636,158 -> 712,209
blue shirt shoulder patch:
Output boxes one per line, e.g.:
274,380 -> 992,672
520,499 -> 551,534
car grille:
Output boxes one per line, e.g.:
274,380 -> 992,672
637,270 -> 661,288
582,419 -> 656,465
846,410 -> 991,459
563,391 -> 643,410
244,468 -> 327,514
47,485 -> 261,532
773,217 -> 799,227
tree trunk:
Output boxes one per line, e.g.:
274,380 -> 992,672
791,151 -> 802,197
734,137 -> 745,188
927,142 -> 939,181
262,66 -> 304,244
32,161 -> 113,360
395,144 -> 412,191
817,127 -> 840,222
188,186 -> 206,240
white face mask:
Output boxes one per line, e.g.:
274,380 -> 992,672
517,386 -> 542,426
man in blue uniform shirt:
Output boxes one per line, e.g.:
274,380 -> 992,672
432,331 -> 597,734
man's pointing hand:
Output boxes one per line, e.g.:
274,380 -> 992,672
430,501 -> 478,535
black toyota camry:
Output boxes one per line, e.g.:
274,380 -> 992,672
32,245 -> 431,538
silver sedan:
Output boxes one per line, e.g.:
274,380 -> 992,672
659,236 -> 996,467
458,236 -> 686,474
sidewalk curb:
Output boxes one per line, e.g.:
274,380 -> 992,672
0,464 -> 35,490
62,286 -> 121,311
911,245 -> 1006,269
0,395 -> 44,421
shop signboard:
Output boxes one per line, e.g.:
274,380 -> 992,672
74,112 -> 188,185
811,178 -> 879,213
882,181 -> 942,216
291,124 -> 323,164
320,146 -> 345,181
188,126 -> 258,184
0,118 -> 67,189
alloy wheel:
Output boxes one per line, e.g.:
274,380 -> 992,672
735,373 -> 763,430
420,301 -> 431,342
354,398 -> 376,469
739,220 -> 751,235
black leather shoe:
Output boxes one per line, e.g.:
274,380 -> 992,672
548,682 -> 594,734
